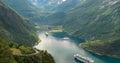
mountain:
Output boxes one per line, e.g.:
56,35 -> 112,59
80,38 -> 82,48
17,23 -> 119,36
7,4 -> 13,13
0,1 -> 38,46
29,0 -> 83,12
1,0 -> 38,18
62,0 -> 120,58
0,1 -> 55,63
1,0 -> 84,24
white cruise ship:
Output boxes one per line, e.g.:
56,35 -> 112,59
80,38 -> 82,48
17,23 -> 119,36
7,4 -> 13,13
74,54 -> 94,63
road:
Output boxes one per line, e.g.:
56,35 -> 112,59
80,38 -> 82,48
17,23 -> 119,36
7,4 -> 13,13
20,48 -> 39,56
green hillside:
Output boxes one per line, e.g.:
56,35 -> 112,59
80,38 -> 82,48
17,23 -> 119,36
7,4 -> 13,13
0,37 -> 55,63
0,1 -> 55,63
1,0 -> 38,18
0,37 -> 16,63
63,0 -> 120,58
0,1 -> 38,46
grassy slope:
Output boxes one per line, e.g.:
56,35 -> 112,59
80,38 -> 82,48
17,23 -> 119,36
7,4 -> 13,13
0,37 -> 55,63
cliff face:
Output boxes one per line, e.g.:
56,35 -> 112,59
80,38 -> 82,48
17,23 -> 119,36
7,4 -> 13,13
0,1 -> 38,46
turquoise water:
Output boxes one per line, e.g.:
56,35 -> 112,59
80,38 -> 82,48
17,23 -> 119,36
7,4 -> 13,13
35,32 -> 120,63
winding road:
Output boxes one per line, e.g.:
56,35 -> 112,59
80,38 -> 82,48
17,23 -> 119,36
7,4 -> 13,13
20,48 -> 39,56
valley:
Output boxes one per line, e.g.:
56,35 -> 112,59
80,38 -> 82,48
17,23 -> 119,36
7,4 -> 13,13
0,0 -> 120,63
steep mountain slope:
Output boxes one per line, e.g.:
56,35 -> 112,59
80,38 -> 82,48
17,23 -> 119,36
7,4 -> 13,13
62,0 -> 120,58
0,1 -> 38,46
0,1 -> 55,63
1,0 -> 38,18
64,0 -> 120,38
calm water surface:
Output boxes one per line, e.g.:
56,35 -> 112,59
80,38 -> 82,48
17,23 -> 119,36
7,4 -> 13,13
35,33 -> 120,63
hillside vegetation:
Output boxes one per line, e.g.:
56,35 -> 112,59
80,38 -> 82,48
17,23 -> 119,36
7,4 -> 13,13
0,1 -> 55,63
63,0 -> 120,58
0,38 -> 55,63
0,1 -> 38,46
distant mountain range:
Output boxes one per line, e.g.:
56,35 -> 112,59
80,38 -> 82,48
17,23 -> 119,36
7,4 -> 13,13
1,0 -> 84,23
29,0 -> 83,13
1,0 -> 83,14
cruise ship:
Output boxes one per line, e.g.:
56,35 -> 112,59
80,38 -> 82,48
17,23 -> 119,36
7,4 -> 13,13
74,54 -> 94,63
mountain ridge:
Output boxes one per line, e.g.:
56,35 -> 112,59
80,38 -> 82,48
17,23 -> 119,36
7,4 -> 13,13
0,1 -> 38,46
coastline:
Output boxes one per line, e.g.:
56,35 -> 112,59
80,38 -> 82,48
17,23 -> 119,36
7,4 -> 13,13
81,47 -> 120,59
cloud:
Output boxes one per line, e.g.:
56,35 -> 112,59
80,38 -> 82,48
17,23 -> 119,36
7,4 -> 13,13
62,0 -> 66,2
33,2 -> 37,5
31,0 -> 38,6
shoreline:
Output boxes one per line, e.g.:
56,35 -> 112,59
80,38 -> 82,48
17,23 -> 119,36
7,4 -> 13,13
82,48 -> 120,59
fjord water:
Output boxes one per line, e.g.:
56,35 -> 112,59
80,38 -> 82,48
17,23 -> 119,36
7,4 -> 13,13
35,32 -> 120,63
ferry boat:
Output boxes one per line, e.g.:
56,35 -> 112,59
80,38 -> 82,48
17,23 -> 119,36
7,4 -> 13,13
63,37 -> 69,40
74,54 -> 94,63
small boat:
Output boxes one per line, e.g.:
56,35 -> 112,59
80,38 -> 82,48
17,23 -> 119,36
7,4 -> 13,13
45,32 -> 48,37
63,37 -> 69,40
74,54 -> 94,63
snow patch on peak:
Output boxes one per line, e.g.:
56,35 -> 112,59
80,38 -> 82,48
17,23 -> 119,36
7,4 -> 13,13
62,0 -> 66,2
99,0 -> 118,9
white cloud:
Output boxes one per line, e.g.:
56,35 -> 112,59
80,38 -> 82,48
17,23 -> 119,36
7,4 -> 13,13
57,0 -> 67,5
33,2 -> 38,5
62,0 -> 66,2
31,0 -> 38,6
